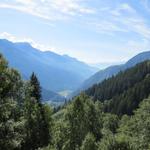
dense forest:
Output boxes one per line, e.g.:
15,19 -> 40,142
86,61 -> 150,115
1,53 -> 150,150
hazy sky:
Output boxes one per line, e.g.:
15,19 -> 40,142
0,0 -> 150,63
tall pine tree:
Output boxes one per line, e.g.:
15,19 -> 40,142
23,73 -> 52,150
30,72 -> 41,103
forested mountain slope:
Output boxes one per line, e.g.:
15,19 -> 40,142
86,61 -> 150,115
72,51 -> 150,97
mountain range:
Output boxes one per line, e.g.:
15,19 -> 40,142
1,38 -> 150,103
70,50 -> 150,97
0,39 -> 97,101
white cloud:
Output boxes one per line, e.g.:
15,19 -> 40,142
0,32 -> 57,51
1,0 -> 149,40
117,5 -> 150,39
121,18 -> 150,39
110,3 -> 136,16
86,3 -> 135,34
0,0 -> 95,20
127,38 -> 150,51
90,2 -> 150,40
110,4 -> 150,40
50,0 -> 95,15
89,21 -> 127,35
0,32 -> 17,42
118,38 -> 150,62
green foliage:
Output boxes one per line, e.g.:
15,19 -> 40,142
0,55 -> 25,150
117,97 -> 150,149
102,113 -> 119,134
23,74 -> 52,150
86,61 -> 150,115
52,120 -> 68,150
98,130 -> 132,150
63,94 -> 103,150
80,133 -> 97,150
30,72 -> 41,102
98,97 -> 150,150
0,53 -> 8,71
0,54 -> 52,150
2,54 -> 150,150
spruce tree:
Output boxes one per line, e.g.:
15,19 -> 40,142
30,72 -> 41,103
23,73 -> 51,149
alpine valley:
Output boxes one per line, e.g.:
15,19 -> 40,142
0,39 -> 97,103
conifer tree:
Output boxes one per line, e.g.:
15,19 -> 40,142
30,72 -> 41,103
23,73 -> 52,149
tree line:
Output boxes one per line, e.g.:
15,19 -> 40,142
86,61 -> 150,115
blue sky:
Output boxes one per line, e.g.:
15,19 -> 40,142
0,0 -> 150,64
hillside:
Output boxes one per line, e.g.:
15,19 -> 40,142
86,60 -> 150,115
71,51 -> 150,97
0,39 -> 97,101
42,88 -> 65,103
